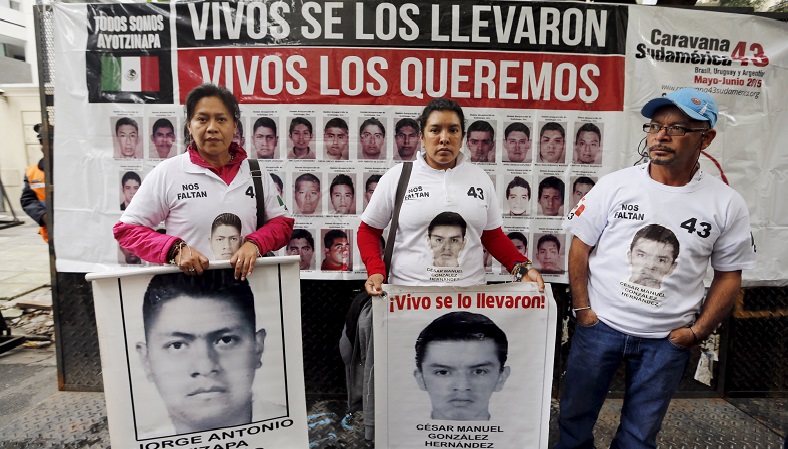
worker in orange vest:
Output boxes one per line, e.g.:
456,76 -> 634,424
20,123 -> 48,242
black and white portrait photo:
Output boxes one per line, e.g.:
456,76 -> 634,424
374,283 -> 557,449
627,224 -> 680,289
87,261 -> 308,447
413,312 -> 511,421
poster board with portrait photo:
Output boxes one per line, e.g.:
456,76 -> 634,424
87,258 -> 308,449
374,282 -> 557,449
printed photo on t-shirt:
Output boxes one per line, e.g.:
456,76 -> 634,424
209,213 -> 243,260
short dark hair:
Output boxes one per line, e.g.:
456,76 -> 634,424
211,212 -> 241,234
253,117 -> 277,136
418,98 -> 465,137
121,171 -> 141,186
270,173 -> 283,192
184,83 -> 241,124
506,176 -> 531,199
540,122 -> 565,140
428,212 -> 467,238
142,270 -> 255,338
573,176 -> 596,192
537,234 -> 561,252
290,229 -> 314,250
359,117 -> 385,136
330,174 -> 355,196
182,123 -> 190,146
324,229 -> 348,248
538,176 -> 565,203
365,174 -> 382,191
504,122 -> 530,140
295,173 -> 320,190
415,312 -> 508,371
467,120 -> 494,140
575,122 -> 601,143
325,117 -> 349,133
395,118 -> 419,135
507,231 -> 528,248
630,224 -> 680,262
289,117 -> 313,135
151,118 -> 174,135
115,117 -> 139,134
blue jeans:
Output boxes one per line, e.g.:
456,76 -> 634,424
556,320 -> 691,449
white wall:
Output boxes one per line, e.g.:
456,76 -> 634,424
0,84 -> 42,216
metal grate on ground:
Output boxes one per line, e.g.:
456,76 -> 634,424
2,394 -> 784,449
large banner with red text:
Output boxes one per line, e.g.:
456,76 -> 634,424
54,1 -> 787,285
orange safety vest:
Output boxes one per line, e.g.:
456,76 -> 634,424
25,164 -> 48,242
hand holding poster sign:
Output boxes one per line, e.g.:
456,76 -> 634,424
87,259 -> 308,448
374,283 -> 556,448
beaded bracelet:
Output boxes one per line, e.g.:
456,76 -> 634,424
168,240 -> 186,265
245,239 -> 262,257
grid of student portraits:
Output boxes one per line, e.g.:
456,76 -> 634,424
232,104 -> 428,279
108,102 -> 620,281
111,109 -> 183,265
470,109 -> 615,281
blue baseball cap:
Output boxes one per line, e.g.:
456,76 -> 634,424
641,88 -> 718,128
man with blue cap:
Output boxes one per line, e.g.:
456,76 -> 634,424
556,89 -> 756,449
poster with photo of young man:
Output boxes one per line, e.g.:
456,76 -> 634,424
374,283 -> 556,449
87,260 -> 308,448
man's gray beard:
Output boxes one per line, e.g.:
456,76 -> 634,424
649,147 -> 675,166
650,157 -> 674,166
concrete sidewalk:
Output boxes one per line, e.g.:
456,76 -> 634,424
0,220 -> 50,301
0,348 -> 785,449
1,220 -> 786,448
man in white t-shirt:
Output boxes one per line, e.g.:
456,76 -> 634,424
557,89 -> 756,449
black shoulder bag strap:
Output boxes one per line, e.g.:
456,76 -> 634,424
343,161 -> 414,342
383,161 -> 413,278
248,158 -> 275,256
248,158 -> 266,230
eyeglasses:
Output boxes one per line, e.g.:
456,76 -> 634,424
643,123 -> 708,136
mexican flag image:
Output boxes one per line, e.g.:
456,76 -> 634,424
100,55 -> 159,92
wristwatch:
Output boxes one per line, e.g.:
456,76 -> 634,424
512,261 -> 532,282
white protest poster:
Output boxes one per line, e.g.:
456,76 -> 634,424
87,258 -> 308,449
374,283 -> 557,449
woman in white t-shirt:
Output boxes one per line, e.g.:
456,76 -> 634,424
359,97 -> 544,294
347,98 -> 545,441
114,84 -> 293,280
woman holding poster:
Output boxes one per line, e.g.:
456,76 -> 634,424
114,83 -> 293,280
359,98 -> 545,291
348,98 -> 545,440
